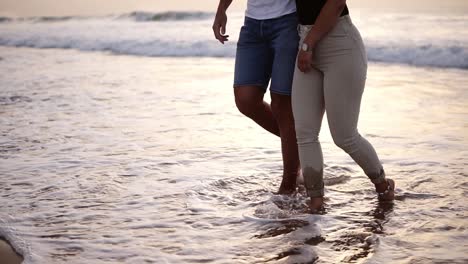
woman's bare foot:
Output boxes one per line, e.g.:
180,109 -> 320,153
375,178 -> 395,201
307,196 -> 324,214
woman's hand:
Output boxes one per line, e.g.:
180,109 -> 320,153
297,50 -> 314,73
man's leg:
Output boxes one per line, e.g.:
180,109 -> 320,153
271,93 -> 300,194
233,14 -> 300,194
234,86 -> 299,194
234,86 -> 280,136
261,13 -> 301,193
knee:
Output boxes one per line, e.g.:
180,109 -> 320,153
295,121 -> 317,141
296,133 -> 319,146
332,133 -> 360,153
235,94 -> 261,117
294,117 -> 320,145
270,96 -> 291,119
270,99 -> 282,118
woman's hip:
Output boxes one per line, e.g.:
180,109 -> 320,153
298,15 -> 367,67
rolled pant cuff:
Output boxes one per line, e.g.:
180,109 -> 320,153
307,188 -> 324,198
367,168 -> 386,184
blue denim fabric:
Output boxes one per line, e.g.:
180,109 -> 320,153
234,12 -> 299,95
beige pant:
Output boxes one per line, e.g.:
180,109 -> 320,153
292,16 -> 385,198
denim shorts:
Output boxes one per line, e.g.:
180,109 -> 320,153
234,12 -> 299,95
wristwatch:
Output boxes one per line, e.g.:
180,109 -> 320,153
301,42 -> 313,52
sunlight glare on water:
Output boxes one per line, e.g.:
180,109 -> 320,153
0,44 -> 467,264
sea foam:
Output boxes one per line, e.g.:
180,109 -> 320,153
0,11 -> 466,69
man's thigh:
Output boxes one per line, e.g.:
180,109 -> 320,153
234,17 -> 273,91
270,14 -> 300,96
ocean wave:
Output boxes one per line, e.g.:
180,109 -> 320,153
0,15 -> 90,23
0,37 -> 236,57
0,13 -> 467,69
0,11 -> 214,23
0,36 -> 466,69
30,16 -> 77,22
0,17 -> 12,23
367,43 -> 468,69
121,11 -> 214,22
0,217 -> 33,264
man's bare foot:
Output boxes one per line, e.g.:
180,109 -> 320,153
277,179 -> 296,195
307,196 -> 324,214
276,170 -> 301,194
375,178 -> 395,201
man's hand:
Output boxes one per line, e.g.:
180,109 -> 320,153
212,11 -> 229,44
297,50 -> 314,73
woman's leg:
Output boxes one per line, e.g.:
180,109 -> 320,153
322,23 -> 386,184
292,66 -> 326,199
324,72 -> 385,183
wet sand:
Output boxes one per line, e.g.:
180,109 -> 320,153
0,238 -> 23,264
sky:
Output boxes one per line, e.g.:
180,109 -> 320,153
0,0 -> 467,17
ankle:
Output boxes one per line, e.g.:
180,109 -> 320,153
277,178 -> 297,195
282,173 -> 298,186
308,196 -> 324,207
307,197 -> 324,214
375,180 -> 389,193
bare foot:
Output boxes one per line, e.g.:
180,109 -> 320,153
307,197 -> 324,214
276,172 -> 300,195
277,180 -> 296,195
375,178 -> 395,201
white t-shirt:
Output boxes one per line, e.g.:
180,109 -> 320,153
245,0 -> 296,20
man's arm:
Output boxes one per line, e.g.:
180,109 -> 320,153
212,0 -> 233,44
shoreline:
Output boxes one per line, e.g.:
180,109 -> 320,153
0,237 -> 23,264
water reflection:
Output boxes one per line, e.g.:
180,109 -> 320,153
1,47 -> 466,263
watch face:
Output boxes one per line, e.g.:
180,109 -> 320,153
301,43 -> 308,51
